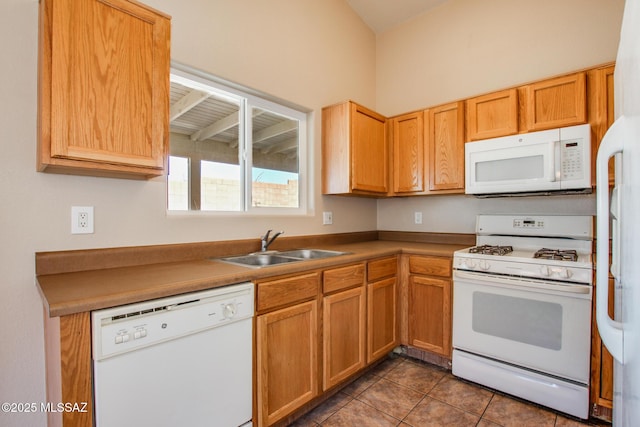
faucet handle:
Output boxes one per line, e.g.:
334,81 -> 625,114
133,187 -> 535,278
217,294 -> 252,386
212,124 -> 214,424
262,229 -> 273,240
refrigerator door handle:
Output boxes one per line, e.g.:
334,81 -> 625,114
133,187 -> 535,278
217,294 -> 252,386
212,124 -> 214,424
596,115 -> 625,363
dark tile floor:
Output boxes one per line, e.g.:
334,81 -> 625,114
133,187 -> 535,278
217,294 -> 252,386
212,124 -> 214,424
290,355 -> 608,427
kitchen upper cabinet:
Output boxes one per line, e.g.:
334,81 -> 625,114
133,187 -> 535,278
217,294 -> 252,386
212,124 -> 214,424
322,264 -> 366,390
367,257 -> 398,362
38,0 -> 171,179
466,89 -> 519,141
407,255 -> 452,357
391,112 -> 424,193
524,72 -> 587,132
256,273 -> 320,427
322,101 -> 388,196
425,102 -> 465,193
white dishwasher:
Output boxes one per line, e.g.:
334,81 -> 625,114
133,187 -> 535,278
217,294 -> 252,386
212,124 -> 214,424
92,282 -> 254,427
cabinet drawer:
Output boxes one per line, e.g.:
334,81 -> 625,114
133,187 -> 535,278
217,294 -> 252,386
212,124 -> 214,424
257,272 -> 320,312
409,256 -> 451,278
323,264 -> 365,294
367,257 -> 397,282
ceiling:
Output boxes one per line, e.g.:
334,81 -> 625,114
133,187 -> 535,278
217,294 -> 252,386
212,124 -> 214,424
346,0 -> 447,33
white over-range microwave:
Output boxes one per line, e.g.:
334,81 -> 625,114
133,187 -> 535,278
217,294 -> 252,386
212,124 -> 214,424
465,124 -> 592,196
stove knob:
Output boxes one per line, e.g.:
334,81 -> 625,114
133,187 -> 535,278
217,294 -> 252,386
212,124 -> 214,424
540,266 -> 551,277
479,260 -> 490,270
463,259 -> 477,269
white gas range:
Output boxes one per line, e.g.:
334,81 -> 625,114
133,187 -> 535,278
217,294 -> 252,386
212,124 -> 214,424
452,214 -> 594,419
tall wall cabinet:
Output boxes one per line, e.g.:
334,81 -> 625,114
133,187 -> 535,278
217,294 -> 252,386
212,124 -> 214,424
38,0 -> 171,179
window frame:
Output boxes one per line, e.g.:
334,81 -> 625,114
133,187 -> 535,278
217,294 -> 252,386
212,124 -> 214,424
167,62 -> 312,216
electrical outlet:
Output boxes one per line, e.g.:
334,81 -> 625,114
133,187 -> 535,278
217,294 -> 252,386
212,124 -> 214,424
323,211 -> 333,225
414,211 -> 423,224
71,206 -> 94,234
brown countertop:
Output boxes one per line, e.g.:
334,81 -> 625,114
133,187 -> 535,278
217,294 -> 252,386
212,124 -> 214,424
37,239 -> 469,317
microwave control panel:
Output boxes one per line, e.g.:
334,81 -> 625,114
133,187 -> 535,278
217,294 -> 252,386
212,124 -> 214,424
560,140 -> 584,180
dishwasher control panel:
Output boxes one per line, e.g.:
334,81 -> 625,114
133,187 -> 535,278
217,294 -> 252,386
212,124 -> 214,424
92,283 -> 254,360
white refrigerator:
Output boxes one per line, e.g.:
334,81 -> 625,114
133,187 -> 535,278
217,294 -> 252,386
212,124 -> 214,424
596,0 -> 640,425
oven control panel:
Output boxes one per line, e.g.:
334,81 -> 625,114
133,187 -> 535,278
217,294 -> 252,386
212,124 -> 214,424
512,219 -> 544,229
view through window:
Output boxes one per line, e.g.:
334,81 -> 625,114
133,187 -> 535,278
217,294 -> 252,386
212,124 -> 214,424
167,66 -> 308,214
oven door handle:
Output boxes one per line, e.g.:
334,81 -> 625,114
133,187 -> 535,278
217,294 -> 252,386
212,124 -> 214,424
453,270 -> 591,295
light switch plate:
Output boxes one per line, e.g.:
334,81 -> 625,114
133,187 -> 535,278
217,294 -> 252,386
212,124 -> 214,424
323,211 -> 333,225
414,212 -> 423,224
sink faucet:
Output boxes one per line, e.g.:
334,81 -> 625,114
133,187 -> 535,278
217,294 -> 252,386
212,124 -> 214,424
261,229 -> 284,252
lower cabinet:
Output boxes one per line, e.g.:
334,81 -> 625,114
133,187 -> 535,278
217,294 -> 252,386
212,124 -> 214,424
590,276 -> 615,421
367,257 -> 398,362
254,259 -> 400,426
323,286 -> 366,390
43,312 -> 93,427
407,255 -> 453,357
322,263 -> 366,390
255,273 -> 320,427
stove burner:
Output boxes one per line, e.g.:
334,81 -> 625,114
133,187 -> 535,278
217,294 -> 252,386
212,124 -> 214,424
534,248 -> 578,262
469,245 -> 513,256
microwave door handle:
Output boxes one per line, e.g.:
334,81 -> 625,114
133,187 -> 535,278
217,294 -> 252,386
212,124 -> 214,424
596,115 -> 625,363
546,141 -> 557,181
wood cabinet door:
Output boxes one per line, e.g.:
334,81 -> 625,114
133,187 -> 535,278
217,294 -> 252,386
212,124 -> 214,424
257,300 -> 319,426
40,0 -> 170,177
426,102 -> 465,192
321,102 -> 350,194
367,277 -> 398,362
408,275 -> 452,357
525,72 -> 586,131
323,286 -> 366,390
590,65 -> 615,187
351,103 -> 388,193
466,89 -> 518,140
590,276 -> 615,420
44,312 -> 93,427
392,112 -> 424,193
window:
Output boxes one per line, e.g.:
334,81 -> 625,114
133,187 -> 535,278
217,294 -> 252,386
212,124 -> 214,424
167,65 -> 309,214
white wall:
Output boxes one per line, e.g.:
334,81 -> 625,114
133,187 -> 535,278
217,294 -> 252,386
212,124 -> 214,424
0,1 -> 376,426
376,0 -> 624,233
377,194 -> 598,233
376,0 -> 625,116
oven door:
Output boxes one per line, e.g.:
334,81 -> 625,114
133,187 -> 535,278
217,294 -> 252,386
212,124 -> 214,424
452,270 -> 592,384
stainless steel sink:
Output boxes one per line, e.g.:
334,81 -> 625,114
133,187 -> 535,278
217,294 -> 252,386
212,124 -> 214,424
218,254 -> 302,268
277,249 -> 348,259
216,248 -> 348,268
